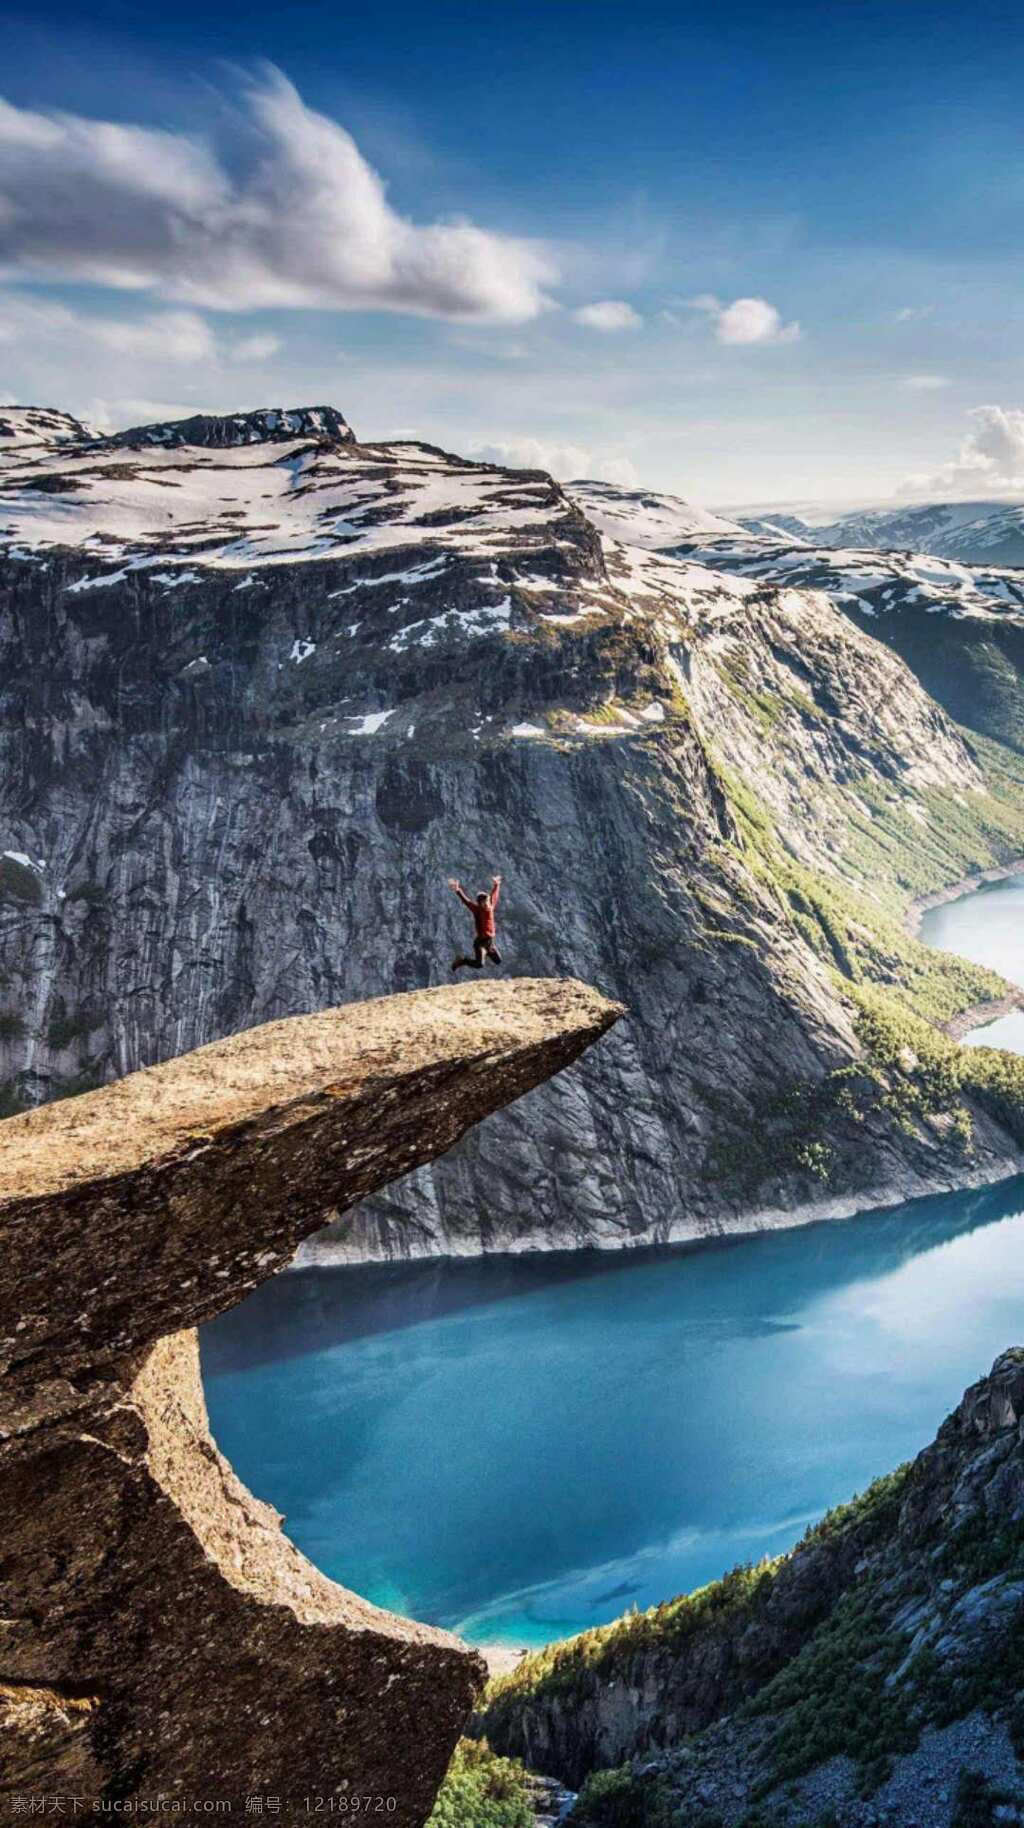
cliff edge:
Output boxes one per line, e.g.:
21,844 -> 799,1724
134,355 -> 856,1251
0,978 -> 621,1822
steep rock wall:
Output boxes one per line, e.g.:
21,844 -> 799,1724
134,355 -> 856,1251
0,979 -> 619,1819
3,408 -> 1024,1261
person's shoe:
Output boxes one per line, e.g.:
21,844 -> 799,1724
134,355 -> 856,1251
451,958 -> 462,973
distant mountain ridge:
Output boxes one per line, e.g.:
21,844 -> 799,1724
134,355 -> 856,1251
566,478 -> 1024,754
817,498 -> 1024,568
732,497 -> 1024,568
567,479 -> 744,546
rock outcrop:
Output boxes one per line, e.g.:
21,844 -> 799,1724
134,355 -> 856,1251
0,978 -> 620,1820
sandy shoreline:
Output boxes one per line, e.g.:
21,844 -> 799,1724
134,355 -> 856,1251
479,1643 -> 531,1678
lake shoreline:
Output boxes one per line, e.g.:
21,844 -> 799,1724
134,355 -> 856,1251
905,855 -> 1024,938
945,991 -> 1024,1041
904,855 -> 1024,1039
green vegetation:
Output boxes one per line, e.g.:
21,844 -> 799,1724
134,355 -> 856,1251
681,746 -> 1024,1199
720,766 -> 1013,1029
46,1005 -> 102,1051
483,1559 -> 780,1736
426,1740 -> 533,1828
66,879 -> 107,907
744,1580 -> 915,1796
0,1011 -> 27,1043
800,1462 -> 912,1548
482,1468 -> 908,1735
850,983 -> 1024,1149
700,973 -> 1024,1216
0,1075 -> 30,1119
568,1765 -> 677,1826
715,650 -> 822,739
951,1770 -> 1015,1828
0,853 -> 43,905
740,1505 -> 1024,1799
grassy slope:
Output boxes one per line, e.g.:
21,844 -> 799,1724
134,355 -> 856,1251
689,732 -> 1024,1203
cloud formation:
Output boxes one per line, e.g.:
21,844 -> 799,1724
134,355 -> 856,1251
898,405 -> 1024,499
689,294 -> 800,346
573,300 -> 642,332
468,436 -> 638,486
0,291 -> 279,369
0,69 -> 554,322
900,373 -> 949,391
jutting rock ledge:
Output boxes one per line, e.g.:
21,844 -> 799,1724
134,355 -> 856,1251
0,978 -> 622,1822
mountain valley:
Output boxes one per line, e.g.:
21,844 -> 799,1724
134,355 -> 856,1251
3,404 -> 1024,1261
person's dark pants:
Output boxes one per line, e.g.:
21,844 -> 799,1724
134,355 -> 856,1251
454,938 -> 502,969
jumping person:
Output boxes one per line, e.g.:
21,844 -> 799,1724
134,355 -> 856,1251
449,872 -> 503,972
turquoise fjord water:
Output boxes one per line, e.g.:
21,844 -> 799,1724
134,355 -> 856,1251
202,874 -> 1024,1651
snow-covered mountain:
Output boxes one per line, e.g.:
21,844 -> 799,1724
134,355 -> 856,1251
3,404 -> 1023,1260
671,528 -> 1024,624
735,512 -> 814,542
813,499 -> 1024,568
566,476 -> 1024,752
568,479 -> 744,546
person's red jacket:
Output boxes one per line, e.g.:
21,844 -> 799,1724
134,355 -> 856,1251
456,879 -> 500,939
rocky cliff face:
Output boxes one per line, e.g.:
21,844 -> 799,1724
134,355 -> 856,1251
479,1350 -> 1024,1826
594,486 -> 1024,755
0,977 -> 619,1820
3,404 -> 1024,1263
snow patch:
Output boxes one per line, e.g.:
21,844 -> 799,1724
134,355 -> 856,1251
348,709 -> 395,735
150,570 -> 202,588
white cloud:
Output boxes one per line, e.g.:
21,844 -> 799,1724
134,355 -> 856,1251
688,294 -> 801,347
468,436 -> 638,486
0,68 -> 554,323
90,310 -> 217,363
898,405 -> 1024,499
894,305 -> 934,323
0,292 -> 215,363
230,333 -> 282,363
900,373 -> 949,391
85,397 -> 205,434
0,290 -> 286,422
573,300 -> 642,332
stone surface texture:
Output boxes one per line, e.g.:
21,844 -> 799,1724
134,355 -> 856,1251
0,978 -> 619,1820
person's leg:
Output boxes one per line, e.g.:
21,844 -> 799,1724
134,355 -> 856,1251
471,938 -> 487,968
487,943 -> 502,966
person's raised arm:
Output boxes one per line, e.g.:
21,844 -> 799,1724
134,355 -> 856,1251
490,873 -> 502,910
448,876 -> 476,911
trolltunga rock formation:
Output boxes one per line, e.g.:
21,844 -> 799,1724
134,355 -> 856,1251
0,978 -> 621,1822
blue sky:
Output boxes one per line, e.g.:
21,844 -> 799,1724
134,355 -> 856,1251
2,0 -> 1023,505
